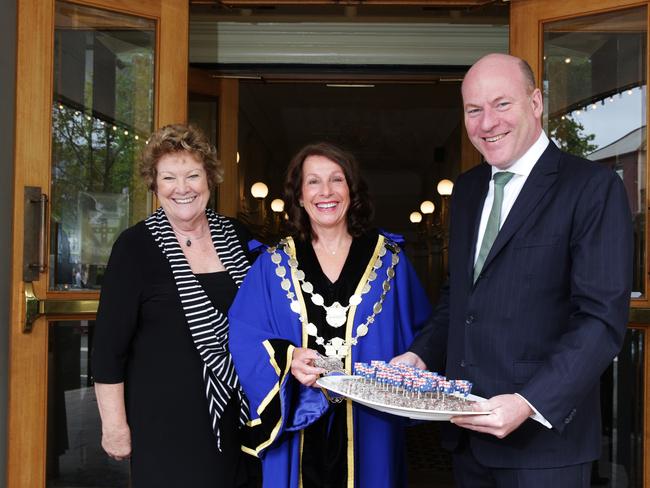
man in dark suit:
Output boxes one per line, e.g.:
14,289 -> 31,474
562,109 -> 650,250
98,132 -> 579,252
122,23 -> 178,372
393,53 -> 632,487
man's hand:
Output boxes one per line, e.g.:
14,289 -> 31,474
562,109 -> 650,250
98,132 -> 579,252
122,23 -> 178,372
101,423 -> 132,461
389,351 -> 427,370
450,393 -> 533,439
291,347 -> 325,387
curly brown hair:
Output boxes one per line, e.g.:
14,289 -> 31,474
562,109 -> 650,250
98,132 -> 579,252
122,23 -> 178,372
283,142 -> 374,241
140,124 -> 223,192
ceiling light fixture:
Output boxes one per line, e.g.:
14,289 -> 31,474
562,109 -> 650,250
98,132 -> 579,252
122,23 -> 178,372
326,84 -> 375,88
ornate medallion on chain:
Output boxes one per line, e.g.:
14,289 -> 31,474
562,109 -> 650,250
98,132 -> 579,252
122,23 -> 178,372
268,238 -> 400,359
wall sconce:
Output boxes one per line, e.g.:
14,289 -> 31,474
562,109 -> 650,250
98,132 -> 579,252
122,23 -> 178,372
409,178 -> 455,283
409,211 -> 422,224
437,179 -> 454,197
270,198 -> 284,213
250,181 -> 268,199
419,200 -> 436,240
436,179 -> 453,230
270,198 -> 285,235
420,200 -> 435,215
437,179 -> 453,273
250,181 -> 269,224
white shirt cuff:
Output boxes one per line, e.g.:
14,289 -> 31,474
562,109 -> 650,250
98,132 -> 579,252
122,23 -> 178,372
515,393 -> 552,429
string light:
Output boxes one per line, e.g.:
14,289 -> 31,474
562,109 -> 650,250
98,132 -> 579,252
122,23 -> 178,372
54,101 -> 149,144
561,84 -> 645,119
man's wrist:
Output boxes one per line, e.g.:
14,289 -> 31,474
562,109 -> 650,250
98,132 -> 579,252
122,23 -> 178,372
514,393 -> 552,429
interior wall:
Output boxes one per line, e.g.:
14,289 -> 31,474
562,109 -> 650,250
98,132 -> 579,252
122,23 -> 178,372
0,0 -> 17,481
236,80 -> 463,241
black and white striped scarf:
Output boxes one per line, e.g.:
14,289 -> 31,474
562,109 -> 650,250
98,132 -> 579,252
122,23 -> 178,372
145,207 -> 250,449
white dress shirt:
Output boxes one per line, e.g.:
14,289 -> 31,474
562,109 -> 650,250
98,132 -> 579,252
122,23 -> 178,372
474,131 -> 550,265
474,131 -> 553,429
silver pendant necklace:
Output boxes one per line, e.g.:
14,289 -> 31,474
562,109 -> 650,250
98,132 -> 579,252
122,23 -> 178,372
268,237 -> 399,359
172,226 -> 208,247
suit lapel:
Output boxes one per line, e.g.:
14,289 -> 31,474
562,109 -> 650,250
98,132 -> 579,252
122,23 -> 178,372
478,143 -> 561,277
464,164 -> 491,282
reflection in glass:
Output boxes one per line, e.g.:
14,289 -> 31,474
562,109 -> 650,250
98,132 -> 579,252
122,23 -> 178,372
189,95 -> 219,210
597,328 -> 644,487
47,321 -> 129,487
50,1 -> 155,291
543,6 -> 647,298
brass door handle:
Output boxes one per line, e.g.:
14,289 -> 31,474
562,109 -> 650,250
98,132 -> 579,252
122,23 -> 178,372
24,282 -> 99,332
23,187 -> 48,282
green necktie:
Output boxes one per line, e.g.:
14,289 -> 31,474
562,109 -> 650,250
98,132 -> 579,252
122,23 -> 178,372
473,171 -> 514,283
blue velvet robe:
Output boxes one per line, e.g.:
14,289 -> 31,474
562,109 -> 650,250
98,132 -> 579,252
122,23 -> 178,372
229,234 -> 431,488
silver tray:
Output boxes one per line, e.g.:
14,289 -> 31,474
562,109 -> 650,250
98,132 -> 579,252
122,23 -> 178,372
316,375 -> 490,421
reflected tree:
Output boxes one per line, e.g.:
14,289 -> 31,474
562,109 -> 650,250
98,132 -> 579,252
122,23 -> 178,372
50,43 -> 153,288
548,114 -> 597,158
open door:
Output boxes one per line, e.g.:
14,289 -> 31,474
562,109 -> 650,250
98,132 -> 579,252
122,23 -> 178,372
188,68 -> 240,217
8,0 -> 187,485
512,1 -> 649,486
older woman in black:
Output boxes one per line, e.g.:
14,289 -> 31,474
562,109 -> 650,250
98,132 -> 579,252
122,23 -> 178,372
92,124 -> 255,487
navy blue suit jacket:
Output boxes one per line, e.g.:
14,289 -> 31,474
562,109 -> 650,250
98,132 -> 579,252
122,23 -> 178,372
410,142 -> 632,468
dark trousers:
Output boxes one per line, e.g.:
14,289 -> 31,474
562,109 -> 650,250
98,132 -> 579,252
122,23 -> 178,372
452,441 -> 591,488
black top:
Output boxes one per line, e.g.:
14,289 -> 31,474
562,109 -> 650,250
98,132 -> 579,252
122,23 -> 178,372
92,220 -> 254,488
294,230 -> 378,488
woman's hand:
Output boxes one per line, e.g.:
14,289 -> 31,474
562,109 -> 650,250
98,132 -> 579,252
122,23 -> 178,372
291,347 -> 326,387
101,423 -> 132,461
390,351 -> 427,370
94,382 -> 131,461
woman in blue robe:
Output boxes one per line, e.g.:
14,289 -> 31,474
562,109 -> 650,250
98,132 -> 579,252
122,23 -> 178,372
229,142 -> 431,488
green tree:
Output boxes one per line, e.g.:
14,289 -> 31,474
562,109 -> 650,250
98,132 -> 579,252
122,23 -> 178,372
50,31 -> 154,288
548,115 -> 598,158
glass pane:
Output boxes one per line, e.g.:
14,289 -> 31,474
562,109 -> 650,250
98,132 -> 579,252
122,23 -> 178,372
50,1 -> 155,291
47,321 -> 129,487
597,328 -> 645,487
543,6 -> 646,298
189,94 -> 219,210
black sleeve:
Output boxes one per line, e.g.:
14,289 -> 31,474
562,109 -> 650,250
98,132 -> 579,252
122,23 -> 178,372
409,280 -> 449,373
91,227 -> 144,383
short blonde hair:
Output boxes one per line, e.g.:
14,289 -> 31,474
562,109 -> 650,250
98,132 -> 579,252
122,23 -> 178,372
140,124 -> 223,192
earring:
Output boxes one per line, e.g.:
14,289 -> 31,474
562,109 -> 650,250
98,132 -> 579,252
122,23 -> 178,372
299,201 -> 304,207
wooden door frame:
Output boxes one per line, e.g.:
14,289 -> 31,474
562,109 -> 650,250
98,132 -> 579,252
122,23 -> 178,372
7,0 -> 187,486
0,0 -> 18,484
188,68 -> 240,217
511,1 -> 649,486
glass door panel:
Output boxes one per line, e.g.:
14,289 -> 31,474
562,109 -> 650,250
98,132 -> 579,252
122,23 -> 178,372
597,328 -> 645,486
189,93 -> 220,209
542,6 -> 647,298
50,1 -> 155,291
46,320 -> 129,487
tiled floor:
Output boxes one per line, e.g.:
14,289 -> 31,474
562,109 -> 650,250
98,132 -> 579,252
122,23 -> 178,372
406,423 -> 456,488
47,390 -> 625,487
48,387 -> 454,487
